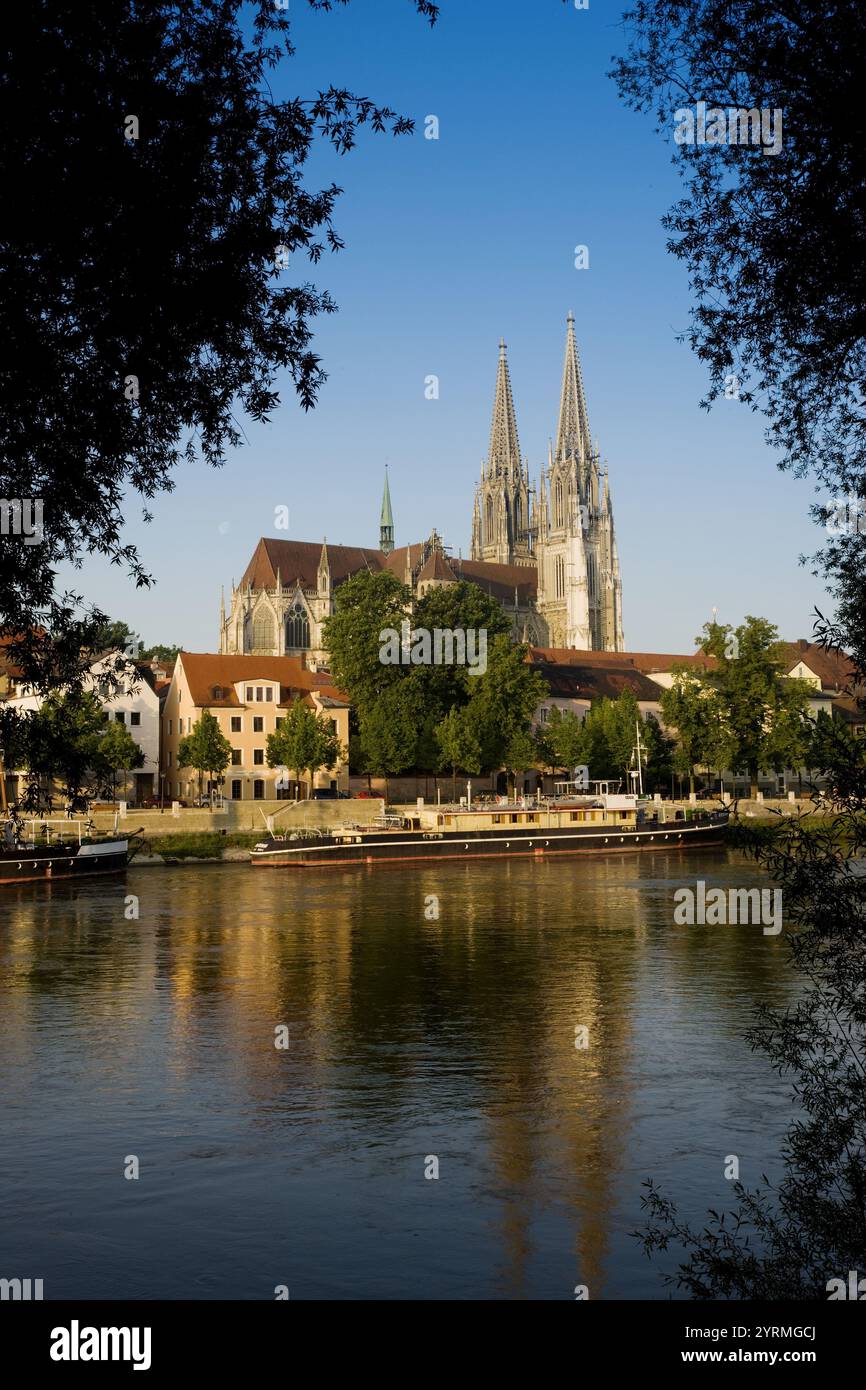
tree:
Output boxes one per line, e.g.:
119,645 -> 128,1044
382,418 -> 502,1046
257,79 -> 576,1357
435,707 -> 482,803
177,710 -> 232,800
503,729 -> 537,798
611,1 -> 866,647
358,683 -> 419,801
1,0 -> 437,690
410,581 -> 510,717
93,620 -> 141,657
546,707 -> 586,776
611,4 -> 866,1297
660,670 -> 723,794
98,720 -> 145,804
21,691 -> 108,809
322,570 -> 411,717
139,644 -> 181,665
266,701 -> 343,799
463,637 -> 548,774
700,619 -> 812,797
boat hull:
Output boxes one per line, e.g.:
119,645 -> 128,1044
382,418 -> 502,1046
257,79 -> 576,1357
0,839 -> 130,885
251,816 -> 729,869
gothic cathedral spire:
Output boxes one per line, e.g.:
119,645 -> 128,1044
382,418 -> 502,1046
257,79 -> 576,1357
380,466 -> 394,554
555,310 -> 593,467
536,314 -> 624,651
470,338 -> 534,568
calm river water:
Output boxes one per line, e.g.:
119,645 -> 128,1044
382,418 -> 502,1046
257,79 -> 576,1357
0,851 -> 793,1299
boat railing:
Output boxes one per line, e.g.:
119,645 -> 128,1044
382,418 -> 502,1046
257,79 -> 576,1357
4,816 -> 96,846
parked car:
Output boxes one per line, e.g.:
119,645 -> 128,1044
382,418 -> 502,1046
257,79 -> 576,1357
311,787 -> 338,800
354,789 -> 378,798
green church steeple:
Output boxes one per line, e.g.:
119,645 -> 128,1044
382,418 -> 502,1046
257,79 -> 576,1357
380,467 -> 394,554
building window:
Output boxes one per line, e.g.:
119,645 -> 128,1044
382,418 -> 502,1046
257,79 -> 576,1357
253,717 -> 264,733
256,686 -> 263,702
246,687 -> 253,702
231,780 -> 242,800
554,479 -> 563,527
286,606 -> 310,650
539,707 -> 549,724
231,716 -> 241,733
265,687 -> 273,701
253,749 -> 264,765
211,686 -> 225,700
168,719 -> 172,736
252,615 -> 275,650
253,779 -> 264,800
168,751 -> 172,767
485,495 -> 494,544
231,749 -> 242,766
130,711 -> 140,726
275,716 -> 284,728
115,711 -> 125,723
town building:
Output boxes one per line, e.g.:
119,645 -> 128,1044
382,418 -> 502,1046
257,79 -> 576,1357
4,650 -> 161,804
160,652 -> 350,802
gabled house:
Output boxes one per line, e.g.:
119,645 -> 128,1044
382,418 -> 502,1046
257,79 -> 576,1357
161,652 -> 350,802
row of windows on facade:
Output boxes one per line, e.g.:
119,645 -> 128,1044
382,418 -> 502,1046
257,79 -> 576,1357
110,710 -> 141,725
167,713 -> 283,736
169,780 -> 318,800
166,747 -> 272,767
243,612 -> 311,650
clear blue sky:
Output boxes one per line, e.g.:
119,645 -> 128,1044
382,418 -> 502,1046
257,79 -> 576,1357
66,0 -> 828,653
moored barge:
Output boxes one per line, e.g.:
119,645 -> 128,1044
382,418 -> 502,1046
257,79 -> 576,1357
1,816 -> 141,885
251,787 -> 729,870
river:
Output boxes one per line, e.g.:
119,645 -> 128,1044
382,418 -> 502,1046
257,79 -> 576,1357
0,850 -> 793,1299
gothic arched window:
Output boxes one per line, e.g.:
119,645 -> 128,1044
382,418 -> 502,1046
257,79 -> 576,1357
286,605 -> 310,649
554,555 -> 565,599
554,480 -> 563,528
252,613 -> 274,651
515,496 -> 522,535
486,496 -> 494,544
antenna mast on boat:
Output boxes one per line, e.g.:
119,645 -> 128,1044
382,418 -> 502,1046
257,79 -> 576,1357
629,719 -> 646,797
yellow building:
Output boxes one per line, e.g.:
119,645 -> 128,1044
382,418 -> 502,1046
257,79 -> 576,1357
161,652 -> 350,802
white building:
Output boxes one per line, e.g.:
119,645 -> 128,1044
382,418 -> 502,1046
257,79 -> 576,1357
6,649 -> 161,804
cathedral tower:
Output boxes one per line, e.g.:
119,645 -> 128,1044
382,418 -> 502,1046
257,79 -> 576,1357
536,314 -> 624,650
470,340 -> 534,567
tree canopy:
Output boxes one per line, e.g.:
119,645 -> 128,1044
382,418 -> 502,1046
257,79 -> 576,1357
1,0 -> 436,689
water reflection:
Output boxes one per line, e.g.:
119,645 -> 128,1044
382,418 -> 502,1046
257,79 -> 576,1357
0,851 -> 792,1299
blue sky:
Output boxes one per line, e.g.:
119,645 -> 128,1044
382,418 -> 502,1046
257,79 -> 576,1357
67,0 -> 828,653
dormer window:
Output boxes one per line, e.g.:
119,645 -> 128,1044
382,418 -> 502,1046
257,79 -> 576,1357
211,685 -> 226,700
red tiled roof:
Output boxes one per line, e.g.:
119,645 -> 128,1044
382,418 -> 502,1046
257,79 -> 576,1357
237,536 -> 539,605
177,652 -> 349,708
782,639 -> 858,691
535,662 -> 665,702
528,646 -> 716,673
417,550 -> 458,583
240,538 -> 384,591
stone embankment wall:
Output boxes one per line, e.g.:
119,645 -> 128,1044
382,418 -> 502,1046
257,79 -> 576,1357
88,798 -> 385,838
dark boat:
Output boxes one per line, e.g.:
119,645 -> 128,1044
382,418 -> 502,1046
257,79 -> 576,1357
0,816 -> 142,885
250,787 -> 729,870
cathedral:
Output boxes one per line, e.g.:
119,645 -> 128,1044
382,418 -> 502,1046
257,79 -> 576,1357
219,314 -> 624,662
